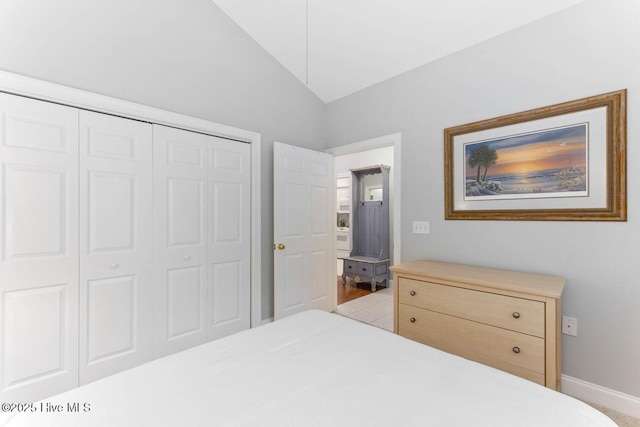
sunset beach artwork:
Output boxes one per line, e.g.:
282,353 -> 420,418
464,124 -> 588,201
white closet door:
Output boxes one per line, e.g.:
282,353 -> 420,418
153,126 -> 250,355
207,137 -> 251,339
152,125 -> 208,357
78,111 -> 153,385
0,93 -> 79,401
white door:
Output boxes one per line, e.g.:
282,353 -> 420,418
78,111 -> 153,384
152,125 -> 208,357
153,125 -> 251,356
0,93 -> 79,401
273,142 -> 334,319
207,137 -> 251,339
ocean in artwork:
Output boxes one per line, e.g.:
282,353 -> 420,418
464,123 -> 588,201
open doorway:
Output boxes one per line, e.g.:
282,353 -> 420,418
327,133 -> 401,331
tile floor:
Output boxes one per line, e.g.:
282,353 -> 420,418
334,286 -> 393,332
334,288 -> 640,427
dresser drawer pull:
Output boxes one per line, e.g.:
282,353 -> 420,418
348,265 -> 353,269
512,346 -> 521,354
512,312 -> 520,319
362,267 -> 367,271
410,317 -> 416,323
410,290 -> 416,296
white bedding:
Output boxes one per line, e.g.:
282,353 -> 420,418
1,310 -> 615,427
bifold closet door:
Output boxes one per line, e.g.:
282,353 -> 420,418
207,137 -> 251,340
152,125 -> 208,357
0,93 -> 79,401
78,111 -> 153,385
153,125 -> 250,357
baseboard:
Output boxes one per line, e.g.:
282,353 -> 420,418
260,317 -> 274,326
562,374 -> 640,418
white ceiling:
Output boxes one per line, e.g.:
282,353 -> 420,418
211,0 -> 587,103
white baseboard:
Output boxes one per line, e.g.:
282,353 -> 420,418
562,374 -> 640,418
260,317 -> 274,326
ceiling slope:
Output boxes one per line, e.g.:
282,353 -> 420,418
212,0 -> 587,103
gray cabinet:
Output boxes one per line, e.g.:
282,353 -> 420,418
341,165 -> 390,291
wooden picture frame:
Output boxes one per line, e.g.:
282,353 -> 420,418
444,90 -> 626,221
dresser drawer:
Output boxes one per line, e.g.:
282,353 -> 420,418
344,260 -> 357,274
357,263 -> 372,276
398,278 -> 544,337
399,304 -> 545,384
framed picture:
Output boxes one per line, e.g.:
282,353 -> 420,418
444,90 -> 626,221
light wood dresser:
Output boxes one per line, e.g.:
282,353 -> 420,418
390,260 -> 565,390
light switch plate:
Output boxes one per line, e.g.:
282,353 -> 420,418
412,221 -> 430,234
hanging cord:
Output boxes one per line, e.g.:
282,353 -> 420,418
305,0 -> 309,85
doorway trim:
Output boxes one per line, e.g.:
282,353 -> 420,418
327,132 -> 402,307
0,70 -> 263,328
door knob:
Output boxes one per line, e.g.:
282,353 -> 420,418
277,243 -> 285,250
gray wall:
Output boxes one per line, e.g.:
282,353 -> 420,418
327,0 -> 640,396
0,0 -> 327,320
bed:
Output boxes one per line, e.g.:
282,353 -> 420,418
1,310 -> 615,426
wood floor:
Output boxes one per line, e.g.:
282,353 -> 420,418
336,276 -> 386,305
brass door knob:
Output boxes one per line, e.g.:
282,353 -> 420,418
277,243 -> 286,250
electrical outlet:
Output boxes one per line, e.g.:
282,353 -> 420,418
412,221 -> 430,234
562,316 -> 578,336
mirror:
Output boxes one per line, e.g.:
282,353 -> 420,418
360,172 -> 383,202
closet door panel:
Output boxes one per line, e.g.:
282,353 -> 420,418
0,93 -> 79,401
79,111 -> 153,385
166,266 -> 203,338
208,139 -> 250,339
88,171 -> 136,252
5,166 -> 67,257
86,275 -> 137,362
210,261 -> 242,325
168,178 -> 203,246
153,125 -> 208,357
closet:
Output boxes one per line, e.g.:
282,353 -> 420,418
0,91 -> 251,402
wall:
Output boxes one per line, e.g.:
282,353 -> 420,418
327,0 -> 640,399
0,0 -> 327,320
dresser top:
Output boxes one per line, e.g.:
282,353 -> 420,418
390,260 -> 565,298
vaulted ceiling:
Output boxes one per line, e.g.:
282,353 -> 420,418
211,0 -> 587,103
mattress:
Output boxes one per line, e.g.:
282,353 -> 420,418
1,310 -> 615,426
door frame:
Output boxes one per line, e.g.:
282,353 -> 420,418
0,70 -> 264,328
326,133 -> 402,308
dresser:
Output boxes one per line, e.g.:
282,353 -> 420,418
390,260 -> 565,390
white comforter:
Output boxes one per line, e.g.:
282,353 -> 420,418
1,310 -> 615,426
